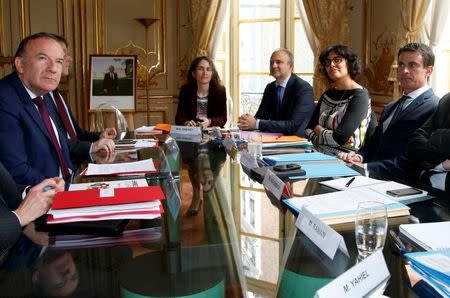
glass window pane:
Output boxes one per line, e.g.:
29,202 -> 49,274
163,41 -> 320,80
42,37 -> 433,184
239,22 -> 280,73
294,20 -> 314,73
240,0 -> 280,20
240,75 -> 274,115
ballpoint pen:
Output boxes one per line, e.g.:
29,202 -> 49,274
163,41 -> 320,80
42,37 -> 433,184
389,229 -> 406,253
344,177 -> 356,187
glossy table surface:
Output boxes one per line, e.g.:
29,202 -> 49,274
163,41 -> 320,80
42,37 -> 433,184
0,134 -> 448,298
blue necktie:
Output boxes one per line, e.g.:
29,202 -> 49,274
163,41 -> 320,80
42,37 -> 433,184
275,85 -> 283,119
390,95 -> 409,124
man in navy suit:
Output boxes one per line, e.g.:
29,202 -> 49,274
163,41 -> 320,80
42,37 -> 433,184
103,65 -> 119,95
340,43 -> 439,180
407,92 -> 450,193
238,48 -> 314,136
0,161 -> 64,250
0,32 -> 75,185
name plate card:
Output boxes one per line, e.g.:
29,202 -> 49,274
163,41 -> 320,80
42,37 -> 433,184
240,151 -> 258,169
262,169 -> 285,200
223,136 -> 237,159
296,207 -> 349,259
315,250 -> 390,298
170,125 -> 202,142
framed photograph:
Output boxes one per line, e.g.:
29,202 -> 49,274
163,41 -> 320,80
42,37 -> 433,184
89,55 -> 137,110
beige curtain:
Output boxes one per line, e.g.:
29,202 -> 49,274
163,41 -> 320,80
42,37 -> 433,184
401,0 -> 430,43
389,0 -> 430,98
302,0 -> 350,98
188,0 -> 227,59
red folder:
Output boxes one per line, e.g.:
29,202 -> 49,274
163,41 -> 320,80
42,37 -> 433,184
52,186 -> 165,210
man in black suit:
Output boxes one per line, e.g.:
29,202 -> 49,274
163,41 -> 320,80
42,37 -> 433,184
46,35 -> 115,163
0,162 -> 64,250
340,43 -> 439,180
238,48 -> 314,136
103,65 -> 119,95
407,92 -> 450,193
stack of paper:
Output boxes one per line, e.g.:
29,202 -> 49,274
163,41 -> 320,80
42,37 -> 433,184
50,227 -> 162,249
283,187 -> 410,225
135,125 -> 163,135
80,159 -> 157,176
47,179 -> 165,224
320,176 -> 430,205
400,221 -> 450,251
114,139 -> 158,150
405,250 -> 450,297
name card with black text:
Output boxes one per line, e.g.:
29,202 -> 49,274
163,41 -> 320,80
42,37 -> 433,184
296,207 -> 349,259
170,125 -> 202,142
315,250 -> 390,298
263,169 -> 285,200
240,151 -> 258,169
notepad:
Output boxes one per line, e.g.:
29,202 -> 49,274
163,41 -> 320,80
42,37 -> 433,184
400,221 -> 450,251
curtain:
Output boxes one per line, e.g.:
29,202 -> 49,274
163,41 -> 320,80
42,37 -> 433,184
389,0 -> 430,98
425,0 -> 450,97
301,0 -> 350,98
188,0 -> 229,60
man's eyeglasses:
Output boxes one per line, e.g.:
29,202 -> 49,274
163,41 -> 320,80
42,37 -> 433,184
324,56 -> 344,67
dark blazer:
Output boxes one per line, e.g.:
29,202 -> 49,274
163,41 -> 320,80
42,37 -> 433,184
407,93 -> 450,191
359,88 -> 439,180
175,83 -> 227,127
0,162 -> 25,250
103,72 -> 119,95
45,91 -> 101,162
0,72 -> 75,185
255,73 -> 314,136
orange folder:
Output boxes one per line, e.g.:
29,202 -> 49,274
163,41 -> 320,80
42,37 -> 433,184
155,123 -> 171,133
260,135 -> 306,143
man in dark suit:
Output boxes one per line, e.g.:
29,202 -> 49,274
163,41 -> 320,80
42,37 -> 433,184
103,65 -> 119,95
238,48 -> 314,136
340,43 -> 439,180
407,92 -> 450,193
0,161 -> 64,250
47,35 -> 115,163
0,32 -> 76,185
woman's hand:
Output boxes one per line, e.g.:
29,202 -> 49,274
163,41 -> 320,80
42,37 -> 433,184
197,117 -> 211,128
184,120 -> 197,126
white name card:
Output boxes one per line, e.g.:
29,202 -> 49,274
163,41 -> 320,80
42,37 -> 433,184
262,169 -> 285,200
170,125 -> 202,142
223,136 -> 234,152
296,207 -> 349,259
315,250 -> 390,298
240,151 -> 258,169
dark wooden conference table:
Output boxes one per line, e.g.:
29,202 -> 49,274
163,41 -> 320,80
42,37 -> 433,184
0,133 -> 448,297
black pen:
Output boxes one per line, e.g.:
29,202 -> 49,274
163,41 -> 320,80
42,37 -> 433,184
389,229 -> 406,253
345,177 -> 356,187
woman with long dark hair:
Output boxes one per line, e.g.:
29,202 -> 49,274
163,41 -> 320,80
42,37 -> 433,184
175,56 -> 227,128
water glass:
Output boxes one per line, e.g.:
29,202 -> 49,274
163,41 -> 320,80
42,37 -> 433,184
355,201 -> 388,259
247,132 -> 262,159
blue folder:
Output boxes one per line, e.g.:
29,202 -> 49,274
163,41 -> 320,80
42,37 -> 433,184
263,152 -> 337,165
289,163 -> 361,179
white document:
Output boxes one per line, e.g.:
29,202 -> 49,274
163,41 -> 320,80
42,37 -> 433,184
262,169 -> 285,200
320,176 -> 385,190
315,250 -> 390,298
48,212 -> 161,224
69,179 -> 148,191
84,159 -> 156,176
400,221 -> 450,251
320,177 -> 428,203
296,207 -> 349,259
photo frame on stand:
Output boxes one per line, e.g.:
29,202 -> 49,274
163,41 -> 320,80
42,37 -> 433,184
89,55 -> 137,110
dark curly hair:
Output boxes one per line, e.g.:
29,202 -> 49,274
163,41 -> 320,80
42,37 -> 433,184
187,56 -> 222,89
319,44 -> 361,82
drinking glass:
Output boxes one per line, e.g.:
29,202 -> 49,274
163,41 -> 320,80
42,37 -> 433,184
355,201 -> 388,260
247,132 -> 262,159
